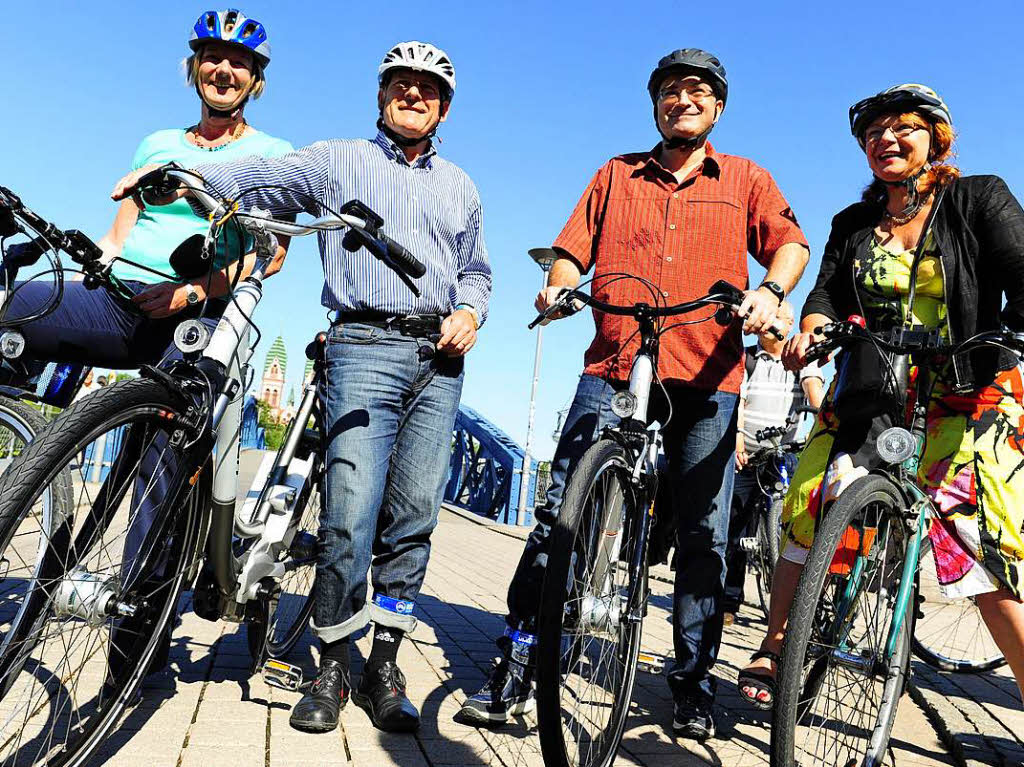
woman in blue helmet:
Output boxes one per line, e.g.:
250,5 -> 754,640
5,8 -> 292,365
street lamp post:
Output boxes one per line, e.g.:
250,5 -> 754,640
517,248 -> 557,526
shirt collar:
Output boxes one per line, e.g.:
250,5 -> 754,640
633,140 -> 722,183
372,129 -> 437,169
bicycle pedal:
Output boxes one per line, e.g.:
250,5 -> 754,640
636,652 -> 664,674
262,659 -> 303,691
739,537 -> 758,553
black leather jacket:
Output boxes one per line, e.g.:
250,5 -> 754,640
802,175 -> 1024,391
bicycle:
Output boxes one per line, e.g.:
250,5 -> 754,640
770,318 -> 1024,767
738,408 -> 812,619
527,279 -> 776,767
0,166 -> 426,766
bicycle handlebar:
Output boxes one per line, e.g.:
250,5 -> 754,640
528,279 -> 785,340
804,319 -> 1024,365
154,166 -> 428,283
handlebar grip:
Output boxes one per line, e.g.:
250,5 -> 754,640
804,340 -> 833,363
379,233 -> 426,278
137,164 -> 182,206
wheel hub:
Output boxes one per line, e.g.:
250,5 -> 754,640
52,569 -> 120,627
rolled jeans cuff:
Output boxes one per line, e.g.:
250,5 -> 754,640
368,600 -> 418,633
311,604 -> 370,643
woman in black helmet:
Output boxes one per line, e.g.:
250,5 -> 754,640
740,84 -> 1024,712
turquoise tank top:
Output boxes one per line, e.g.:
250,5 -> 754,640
115,129 -> 294,283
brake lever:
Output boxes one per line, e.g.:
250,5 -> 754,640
528,288 -> 576,329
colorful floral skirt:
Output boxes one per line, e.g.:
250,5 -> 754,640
783,367 -> 1024,599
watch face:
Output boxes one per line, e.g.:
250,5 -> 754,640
186,287 -> 199,304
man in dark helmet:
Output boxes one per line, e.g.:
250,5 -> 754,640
460,48 -> 808,740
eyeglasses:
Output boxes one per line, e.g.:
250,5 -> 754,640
863,123 -> 924,145
657,84 -> 717,104
387,77 -> 441,100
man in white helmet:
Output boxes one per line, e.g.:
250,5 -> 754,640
115,40 -> 491,735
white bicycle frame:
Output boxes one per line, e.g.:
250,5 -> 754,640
165,170 -> 372,606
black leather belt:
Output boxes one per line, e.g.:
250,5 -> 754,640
335,312 -> 443,338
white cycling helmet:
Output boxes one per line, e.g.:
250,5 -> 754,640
378,41 -> 456,100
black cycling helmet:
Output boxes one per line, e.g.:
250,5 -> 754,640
849,84 -> 952,149
647,48 -> 728,106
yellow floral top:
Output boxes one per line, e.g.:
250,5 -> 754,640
854,232 -> 947,336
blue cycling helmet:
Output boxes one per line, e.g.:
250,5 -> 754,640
189,9 -> 271,68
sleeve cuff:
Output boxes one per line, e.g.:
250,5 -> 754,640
185,164 -> 242,217
456,285 -> 491,326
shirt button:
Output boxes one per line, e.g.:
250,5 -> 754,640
669,224 -> 676,230
662,291 -> 669,297
672,193 -> 679,199
666,257 -> 673,262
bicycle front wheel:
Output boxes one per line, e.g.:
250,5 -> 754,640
772,474 -> 913,767
536,439 -> 647,767
0,379 -> 209,767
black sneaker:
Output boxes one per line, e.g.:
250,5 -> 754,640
458,657 -> 535,725
672,695 -> 715,741
353,661 -> 419,732
289,659 -> 351,733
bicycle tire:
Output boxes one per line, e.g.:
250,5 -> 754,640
536,438 -> 646,767
911,535 -> 1006,673
754,497 -> 782,618
246,434 -> 321,663
772,474 -> 912,767
0,378 -> 209,767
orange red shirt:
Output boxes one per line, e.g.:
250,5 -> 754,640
553,142 -> 807,394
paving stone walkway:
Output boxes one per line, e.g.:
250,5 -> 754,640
80,498 -> 1007,767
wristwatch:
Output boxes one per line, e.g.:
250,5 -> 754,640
456,304 -> 481,329
758,281 -> 785,304
184,284 -> 201,306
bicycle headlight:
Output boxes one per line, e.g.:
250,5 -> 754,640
174,320 -> 211,355
610,391 -> 638,419
876,427 -> 915,464
0,330 -> 25,359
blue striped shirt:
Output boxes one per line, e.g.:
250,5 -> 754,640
191,130 -> 491,322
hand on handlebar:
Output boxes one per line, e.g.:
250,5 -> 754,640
736,288 -> 782,336
534,286 -> 584,323
112,163 -> 188,209
782,331 -> 823,371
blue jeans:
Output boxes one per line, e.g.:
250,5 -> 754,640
313,322 -> 464,642
506,373 -> 737,704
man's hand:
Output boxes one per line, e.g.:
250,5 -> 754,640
131,281 -> 203,319
736,287 -> 783,336
437,309 -> 477,356
735,433 -> 748,471
535,286 -> 582,320
782,331 -> 823,371
111,163 -> 187,209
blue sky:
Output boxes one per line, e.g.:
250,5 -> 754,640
3,1 -> 1023,458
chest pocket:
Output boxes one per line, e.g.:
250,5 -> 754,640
679,195 -> 747,276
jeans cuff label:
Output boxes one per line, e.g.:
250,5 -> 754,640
373,593 -> 415,616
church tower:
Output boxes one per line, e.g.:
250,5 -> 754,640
260,335 -> 288,421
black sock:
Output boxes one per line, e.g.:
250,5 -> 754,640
321,637 -> 350,672
366,625 -> 403,671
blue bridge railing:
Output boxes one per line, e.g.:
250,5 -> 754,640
444,405 -> 537,526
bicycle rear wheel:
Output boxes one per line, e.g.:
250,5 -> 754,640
753,497 -> 782,619
536,439 -> 647,767
911,535 -> 1005,672
0,379 -> 209,767
772,474 -> 912,767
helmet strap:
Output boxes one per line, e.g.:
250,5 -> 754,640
875,167 -> 930,219
376,114 -> 439,149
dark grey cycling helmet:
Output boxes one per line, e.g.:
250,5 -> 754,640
849,83 -> 952,148
647,48 -> 728,105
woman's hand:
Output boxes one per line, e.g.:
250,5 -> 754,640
131,282 -> 203,319
111,164 -> 187,208
782,331 -> 822,371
